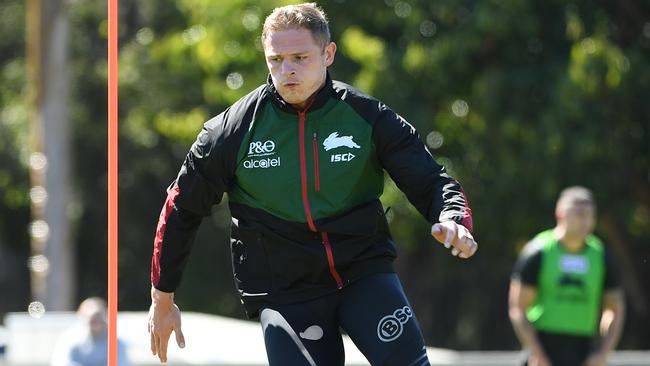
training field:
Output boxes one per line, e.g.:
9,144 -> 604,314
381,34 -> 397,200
2,312 -> 649,366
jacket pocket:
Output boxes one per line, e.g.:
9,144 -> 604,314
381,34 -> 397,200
230,223 -> 273,295
264,233 -> 330,291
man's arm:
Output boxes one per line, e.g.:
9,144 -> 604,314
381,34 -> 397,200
148,117 -> 236,362
372,108 -> 472,228
508,279 -> 551,366
147,89 -> 260,362
584,289 -> 625,366
599,287 -> 626,352
371,106 -> 476,257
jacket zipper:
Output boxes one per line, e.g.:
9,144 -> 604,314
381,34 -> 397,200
298,110 -> 343,289
312,132 -> 320,192
322,232 -> 343,289
298,110 -> 317,232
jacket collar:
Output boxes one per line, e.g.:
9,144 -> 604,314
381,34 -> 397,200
266,72 -> 334,114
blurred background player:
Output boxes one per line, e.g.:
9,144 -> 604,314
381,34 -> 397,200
509,186 -> 625,366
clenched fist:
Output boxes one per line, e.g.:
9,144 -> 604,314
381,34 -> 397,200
431,221 -> 478,259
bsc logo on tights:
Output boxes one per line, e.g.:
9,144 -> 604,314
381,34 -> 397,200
377,306 -> 413,342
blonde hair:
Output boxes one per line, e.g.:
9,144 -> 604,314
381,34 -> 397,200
261,3 -> 330,50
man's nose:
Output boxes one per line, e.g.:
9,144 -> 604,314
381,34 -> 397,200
281,60 -> 296,75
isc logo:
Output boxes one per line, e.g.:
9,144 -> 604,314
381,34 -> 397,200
330,153 -> 355,162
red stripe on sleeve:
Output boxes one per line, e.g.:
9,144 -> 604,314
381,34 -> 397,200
460,186 -> 474,233
151,183 -> 181,287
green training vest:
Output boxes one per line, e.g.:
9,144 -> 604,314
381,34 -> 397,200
526,230 -> 605,336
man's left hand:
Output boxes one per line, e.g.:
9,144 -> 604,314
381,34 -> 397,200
431,221 -> 478,259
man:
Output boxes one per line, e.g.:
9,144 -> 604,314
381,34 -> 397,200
148,3 -> 477,365
51,297 -> 130,366
509,186 -> 625,366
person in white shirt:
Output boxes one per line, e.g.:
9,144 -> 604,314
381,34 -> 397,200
51,297 -> 129,366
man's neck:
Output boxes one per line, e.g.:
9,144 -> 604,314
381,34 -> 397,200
553,226 -> 586,253
290,75 -> 327,111
292,93 -> 317,111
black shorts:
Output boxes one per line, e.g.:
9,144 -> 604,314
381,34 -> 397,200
260,273 -> 430,366
522,331 -> 593,366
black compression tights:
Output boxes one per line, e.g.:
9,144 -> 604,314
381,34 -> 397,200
260,273 -> 431,366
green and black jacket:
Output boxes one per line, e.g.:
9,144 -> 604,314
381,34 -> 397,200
151,75 -> 473,317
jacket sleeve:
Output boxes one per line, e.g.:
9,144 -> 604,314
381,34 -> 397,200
372,104 -> 473,232
150,113 -> 239,292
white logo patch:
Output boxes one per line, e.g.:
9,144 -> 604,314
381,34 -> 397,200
323,132 -> 360,151
261,309 -> 317,366
243,157 -> 281,169
377,306 -> 413,342
244,140 -> 281,169
559,255 -> 589,274
299,325 -> 324,341
330,153 -> 355,162
248,140 -> 276,156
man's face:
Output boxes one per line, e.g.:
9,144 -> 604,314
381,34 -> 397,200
263,28 -> 336,109
559,203 -> 596,239
88,311 -> 107,340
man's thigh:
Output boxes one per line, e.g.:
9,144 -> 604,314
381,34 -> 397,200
338,273 -> 430,366
260,298 -> 344,366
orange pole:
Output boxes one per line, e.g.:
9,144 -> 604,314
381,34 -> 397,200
108,0 -> 118,364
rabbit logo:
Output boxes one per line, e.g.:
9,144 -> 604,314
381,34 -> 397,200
323,132 -> 361,151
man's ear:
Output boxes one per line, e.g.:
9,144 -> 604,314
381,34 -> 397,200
555,207 -> 565,222
324,42 -> 337,66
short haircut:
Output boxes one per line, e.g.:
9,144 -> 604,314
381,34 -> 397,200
261,3 -> 330,50
556,186 -> 595,213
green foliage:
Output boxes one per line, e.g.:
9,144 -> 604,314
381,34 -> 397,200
340,26 -> 386,92
569,37 -> 629,93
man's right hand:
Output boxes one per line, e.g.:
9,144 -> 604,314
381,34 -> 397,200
431,221 -> 478,259
148,287 -> 185,363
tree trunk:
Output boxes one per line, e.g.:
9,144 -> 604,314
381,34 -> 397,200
27,0 -> 74,311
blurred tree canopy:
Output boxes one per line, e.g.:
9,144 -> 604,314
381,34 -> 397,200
1,0 -> 648,350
